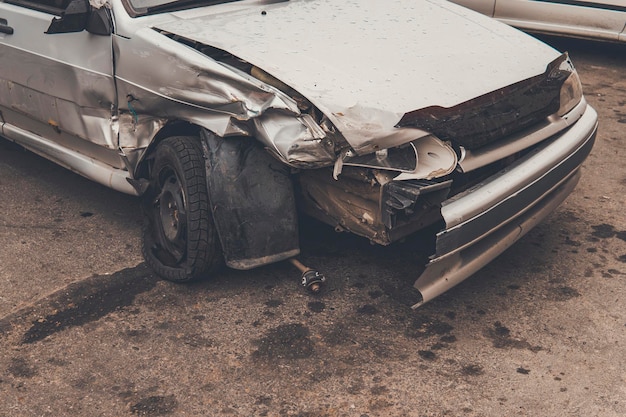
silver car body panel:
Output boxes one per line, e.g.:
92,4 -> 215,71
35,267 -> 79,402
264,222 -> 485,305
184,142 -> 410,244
0,1 -> 131,191
0,3 -> 116,148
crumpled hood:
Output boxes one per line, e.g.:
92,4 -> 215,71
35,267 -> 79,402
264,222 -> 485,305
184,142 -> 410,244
155,0 -> 560,152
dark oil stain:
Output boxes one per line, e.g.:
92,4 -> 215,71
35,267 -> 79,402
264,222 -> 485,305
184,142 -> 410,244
461,364 -> 484,376
253,323 -> 314,360
255,395 -> 272,406
405,316 -> 454,339
485,322 -> 542,352
493,322 -> 510,337
130,395 -> 178,416
369,398 -> 394,411
346,379 -> 365,395
368,290 -> 383,299
265,299 -> 283,308
80,211 -> 94,217
608,269 -> 624,275
440,335 -> 457,343
617,231 -> 626,242
418,350 -> 436,361
307,369 -> 334,383
378,282 -> 422,306
547,286 -> 581,301
357,304 -> 378,315
155,322 -> 170,330
125,328 -> 149,338
618,119 -> 626,124
46,357 -> 69,367
586,247 -> 598,253
72,374 -> 97,389
199,383 -> 215,393
307,301 -> 325,313
592,224 -> 616,239
192,315 -> 206,321
7,357 -> 37,378
517,367 -> 530,375
361,340 -> 390,358
21,265 -> 157,344
118,390 -> 136,400
370,385 -> 388,395
564,236 -> 581,247
618,255 -> 626,263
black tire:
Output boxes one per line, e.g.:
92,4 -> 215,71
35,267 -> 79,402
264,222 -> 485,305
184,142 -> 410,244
141,136 -> 221,282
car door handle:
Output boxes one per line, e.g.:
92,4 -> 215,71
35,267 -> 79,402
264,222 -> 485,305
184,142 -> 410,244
0,18 -> 13,35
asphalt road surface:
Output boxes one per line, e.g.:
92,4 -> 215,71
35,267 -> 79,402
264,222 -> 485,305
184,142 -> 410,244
0,36 -> 625,417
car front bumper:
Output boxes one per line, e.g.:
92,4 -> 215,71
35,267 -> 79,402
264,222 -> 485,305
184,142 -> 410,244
412,102 -> 598,307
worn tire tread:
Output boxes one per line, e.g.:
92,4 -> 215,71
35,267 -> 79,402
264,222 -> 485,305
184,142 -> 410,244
141,136 -> 221,283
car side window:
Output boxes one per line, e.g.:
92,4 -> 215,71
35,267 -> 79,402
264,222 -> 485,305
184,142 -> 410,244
5,0 -> 74,15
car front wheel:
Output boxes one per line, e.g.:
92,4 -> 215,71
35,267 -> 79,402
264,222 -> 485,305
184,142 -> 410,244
141,136 -> 221,282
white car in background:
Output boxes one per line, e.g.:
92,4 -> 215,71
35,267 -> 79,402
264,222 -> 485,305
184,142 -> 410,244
451,0 -> 626,42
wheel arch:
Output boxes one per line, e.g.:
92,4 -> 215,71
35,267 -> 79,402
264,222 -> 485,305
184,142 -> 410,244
137,124 -> 301,272
133,121 -> 201,183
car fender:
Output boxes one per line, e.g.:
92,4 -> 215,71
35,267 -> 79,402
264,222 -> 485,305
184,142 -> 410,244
200,129 -> 300,269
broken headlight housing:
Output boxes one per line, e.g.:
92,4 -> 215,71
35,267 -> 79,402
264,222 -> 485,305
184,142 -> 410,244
557,60 -> 583,117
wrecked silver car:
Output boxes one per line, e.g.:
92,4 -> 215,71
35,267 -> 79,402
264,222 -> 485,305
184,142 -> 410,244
0,0 -> 597,306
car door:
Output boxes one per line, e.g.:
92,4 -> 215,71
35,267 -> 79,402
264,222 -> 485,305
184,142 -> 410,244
494,0 -> 626,42
0,0 -> 119,164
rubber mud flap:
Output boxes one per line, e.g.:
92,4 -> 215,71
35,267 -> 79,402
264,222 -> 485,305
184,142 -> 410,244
201,130 -> 300,269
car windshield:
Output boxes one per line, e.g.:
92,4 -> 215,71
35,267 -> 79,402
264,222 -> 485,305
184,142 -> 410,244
125,0 -> 243,16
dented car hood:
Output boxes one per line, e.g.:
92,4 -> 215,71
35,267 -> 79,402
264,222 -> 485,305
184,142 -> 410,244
154,0 -> 560,153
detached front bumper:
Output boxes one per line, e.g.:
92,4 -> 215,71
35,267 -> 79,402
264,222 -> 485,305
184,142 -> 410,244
412,102 -> 598,307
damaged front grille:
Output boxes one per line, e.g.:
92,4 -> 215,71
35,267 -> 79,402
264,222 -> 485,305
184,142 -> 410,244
398,55 -> 571,149
382,179 -> 451,230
